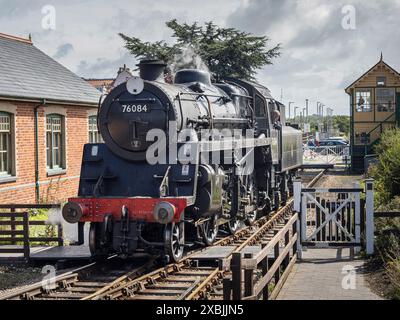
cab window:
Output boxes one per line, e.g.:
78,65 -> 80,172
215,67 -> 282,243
255,95 -> 266,117
269,101 -> 277,121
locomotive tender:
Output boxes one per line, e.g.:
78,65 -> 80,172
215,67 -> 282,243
62,59 -> 303,262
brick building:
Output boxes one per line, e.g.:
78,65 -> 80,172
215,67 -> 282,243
85,64 -> 132,93
85,78 -> 114,93
0,33 -> 101,204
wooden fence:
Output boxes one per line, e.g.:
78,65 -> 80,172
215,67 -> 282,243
223,213 -> 299,300
0,204 -> 63,260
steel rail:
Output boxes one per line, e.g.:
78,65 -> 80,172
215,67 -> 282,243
0,170 -> 325,301
186,169 -> 325,300
92,170 -> 325,301
0,256 -> 156,300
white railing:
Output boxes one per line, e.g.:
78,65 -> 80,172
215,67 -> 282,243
303,145 -> 350,165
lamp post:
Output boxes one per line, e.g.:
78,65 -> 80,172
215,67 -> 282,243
288,102 -> 294,120
320,104 -> 325,136
300,111 -> 303,126
327,107 -> 333,136
305,99 -> 309,122
294,107 -> 299,123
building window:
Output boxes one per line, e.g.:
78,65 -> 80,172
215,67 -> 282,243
355,90 -> 372,112
0,112 -> 12,176
376,88 -> 395,112
88,115 -> 102,143
46,114 -> 64,170
377,76 -> 386,87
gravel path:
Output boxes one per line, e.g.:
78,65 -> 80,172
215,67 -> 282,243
0,264 -> 42,293
316,170 -> 363,189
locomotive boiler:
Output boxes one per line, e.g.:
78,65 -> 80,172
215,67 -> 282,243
62,59 -> 303,262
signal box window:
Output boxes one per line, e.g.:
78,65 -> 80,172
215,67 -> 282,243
355,90 -> 372,112
46,114 -> 65,170
376,88 -> 395,112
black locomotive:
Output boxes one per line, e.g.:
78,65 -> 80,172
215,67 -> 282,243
62,59 -> 303,262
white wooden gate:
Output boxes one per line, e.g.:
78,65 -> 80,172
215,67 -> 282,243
303,145 -> 350,165
293,179 -> 374,256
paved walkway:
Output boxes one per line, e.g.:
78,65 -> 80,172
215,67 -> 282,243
277,248 -> 382,300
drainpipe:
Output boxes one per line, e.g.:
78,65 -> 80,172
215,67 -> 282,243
34,99 -> 46,203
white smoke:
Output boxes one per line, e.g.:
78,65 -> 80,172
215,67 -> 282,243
46,208 -> 88,245
46,208 -> 63,225
170,44 -> 209,74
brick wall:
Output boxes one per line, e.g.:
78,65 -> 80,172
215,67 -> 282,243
0,101 -> 97,204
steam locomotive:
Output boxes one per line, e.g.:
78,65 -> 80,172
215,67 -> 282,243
62,59 -> 303,262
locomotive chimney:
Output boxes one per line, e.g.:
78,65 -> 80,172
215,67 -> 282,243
137,59 -> 167,82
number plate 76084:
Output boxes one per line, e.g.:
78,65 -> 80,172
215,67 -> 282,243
121,104 -> 150,113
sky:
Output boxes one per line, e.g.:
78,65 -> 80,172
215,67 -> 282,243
1,0 -> 399,115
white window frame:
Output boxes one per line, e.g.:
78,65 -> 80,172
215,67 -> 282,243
46,113 -> 66,172
88,115 -> 102,143
0,105 -> 16,182
0,112 -> 12,176
355,89 -> 373,112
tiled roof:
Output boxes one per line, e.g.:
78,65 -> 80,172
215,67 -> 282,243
86,78 -> 115,86
0,33 -> 100,105
86,78 -> 115,90
345,55 -> 400,93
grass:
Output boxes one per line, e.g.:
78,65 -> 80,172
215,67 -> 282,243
0,178 -> 67,247
0,209 -> 60,247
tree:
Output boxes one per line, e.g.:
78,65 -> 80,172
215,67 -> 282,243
288,114 -> 350,136
333,115 -> 350,135
370,129 -> 400,205
119,19 -> 281,80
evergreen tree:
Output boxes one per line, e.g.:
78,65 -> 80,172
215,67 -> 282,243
119,19 -> 281,80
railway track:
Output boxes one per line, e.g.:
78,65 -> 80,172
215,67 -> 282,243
0,256 -> 157,300
86,170 -> 325,301
0,170 -> 324,301
98,198 -> 295,300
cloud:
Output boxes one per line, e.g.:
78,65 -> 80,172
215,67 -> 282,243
53,43 -> 74,59
76,51 -> 137,79
226,0 -> 400,114
1,0 -> 399,115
